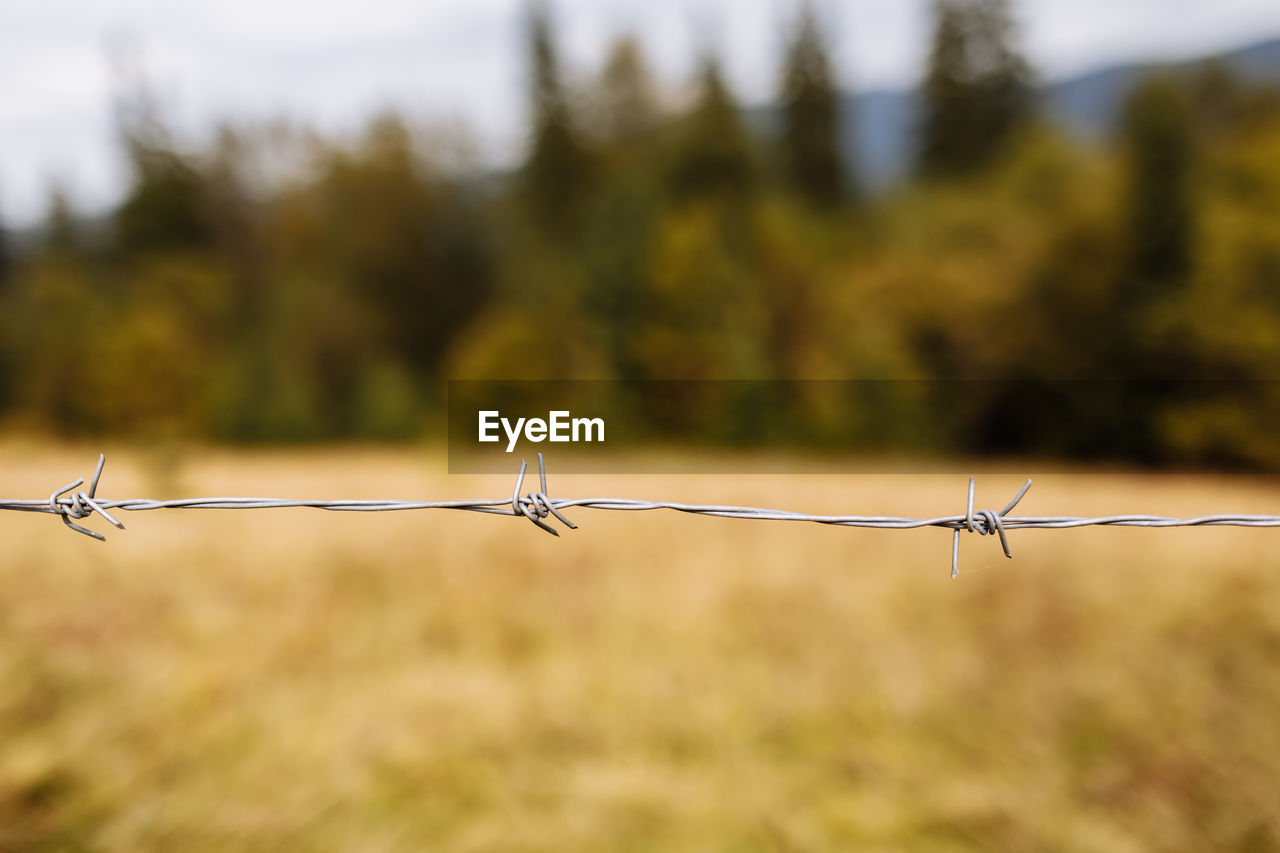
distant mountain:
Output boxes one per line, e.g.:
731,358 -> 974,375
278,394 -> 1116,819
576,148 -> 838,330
836,36 -> 1280,189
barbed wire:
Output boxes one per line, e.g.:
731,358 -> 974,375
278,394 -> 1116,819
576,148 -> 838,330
3,453 -> 1280,578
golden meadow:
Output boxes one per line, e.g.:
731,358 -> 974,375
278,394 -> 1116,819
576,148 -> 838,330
3,444 -> 1280,849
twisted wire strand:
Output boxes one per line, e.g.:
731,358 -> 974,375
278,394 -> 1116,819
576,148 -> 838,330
3,453 -> 1280,577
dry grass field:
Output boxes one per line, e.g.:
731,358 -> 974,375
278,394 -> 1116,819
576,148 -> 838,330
3,442 -> 1280,851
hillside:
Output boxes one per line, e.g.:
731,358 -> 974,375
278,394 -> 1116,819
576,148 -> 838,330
838,36 -> 1280,187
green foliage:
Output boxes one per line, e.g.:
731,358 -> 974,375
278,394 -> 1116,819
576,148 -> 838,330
3,17 -> 1280,469
0,204 -> 12,411
779,2 -> 849,206
2,255 -> 102,431
666,58 -> 759,205
591,35 -> 660,160
579,176 -> 661,377
519,0 -> 592,237
1120,75 -> 1197,294
286,115 -> 494,379
1152,119 -> 1280,466
632,201 -> 772,379
917,0 -> 1035,178
0,202 -> 11,293
42,190 -> 80,256
116,148 -> 213,255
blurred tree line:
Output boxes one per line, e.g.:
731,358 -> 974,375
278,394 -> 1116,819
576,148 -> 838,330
3,0 -> 1280,467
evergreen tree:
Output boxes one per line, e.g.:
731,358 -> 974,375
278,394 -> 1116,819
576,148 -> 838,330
315,115 -> 495,379
917,0 -> 1033,177
1120,75 -> 1196,297
595,35 -> 659,152
0,198 -> 12,416
779,2 -> 848,206
112,74 -> 214,254
1185,61 -> 1280,139
583,37 -> 663,375
667,57 -> 757,203
1082,75 -> 1199,444
44,188 -> 80,255
0,202 -> 9,412
116,144 -> 211,254
520,0 -> 590,233
0,200 -> 11,293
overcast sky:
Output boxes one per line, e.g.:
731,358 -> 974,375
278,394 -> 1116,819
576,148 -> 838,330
4,0 -> 1280,226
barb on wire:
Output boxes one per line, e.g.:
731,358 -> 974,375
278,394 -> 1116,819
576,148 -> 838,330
46,454 -> 126,542
512,455 -> 577,536
4,453 -> 1280,578
951,476 -> 1034,579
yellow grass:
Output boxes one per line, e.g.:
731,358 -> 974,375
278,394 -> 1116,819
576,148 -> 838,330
3,443 -> 1280,851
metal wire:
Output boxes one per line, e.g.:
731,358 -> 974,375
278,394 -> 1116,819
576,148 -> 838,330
4,453 -> 1280,578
